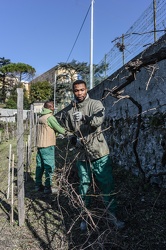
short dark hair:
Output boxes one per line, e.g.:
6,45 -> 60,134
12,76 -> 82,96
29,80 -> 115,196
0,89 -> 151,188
72,80 -> 87,89
44,101 -> 54,109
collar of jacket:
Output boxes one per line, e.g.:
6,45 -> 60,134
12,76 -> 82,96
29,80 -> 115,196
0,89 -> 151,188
40,108 -> 53,115
74,93 -> 89,108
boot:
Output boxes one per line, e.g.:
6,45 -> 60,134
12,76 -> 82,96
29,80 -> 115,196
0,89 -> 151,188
35,185 -> 44,192
80,221 -> 87,232
44,186 -> 58,194
109,213 -> 125,229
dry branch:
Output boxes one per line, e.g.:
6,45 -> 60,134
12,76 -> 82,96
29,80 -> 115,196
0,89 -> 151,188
126,47 -> 166,71
102,47 -> 166,98
101,48 -> 166,181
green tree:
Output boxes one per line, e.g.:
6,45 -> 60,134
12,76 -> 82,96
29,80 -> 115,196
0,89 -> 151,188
0,57 -> 11,67
57,60 -> 90,84
0,62 -> 36,103
0,57 -> 11,103
57,59 -> 109,88
1,62 -> 35,82
29,81 -> 52,103
5,98 -> 17,109
5,83 -> 30,109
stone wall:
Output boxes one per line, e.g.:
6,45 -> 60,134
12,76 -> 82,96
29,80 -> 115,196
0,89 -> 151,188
87,34 -> 166,187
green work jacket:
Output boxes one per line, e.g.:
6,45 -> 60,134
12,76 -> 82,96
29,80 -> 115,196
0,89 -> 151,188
65,94 -> 110,161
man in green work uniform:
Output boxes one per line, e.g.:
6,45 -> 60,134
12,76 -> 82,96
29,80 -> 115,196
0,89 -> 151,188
35,100 -> 69,194
65,80 -> 125,230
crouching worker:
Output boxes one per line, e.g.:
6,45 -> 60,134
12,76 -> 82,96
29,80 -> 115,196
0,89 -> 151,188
35,100 -> 69,194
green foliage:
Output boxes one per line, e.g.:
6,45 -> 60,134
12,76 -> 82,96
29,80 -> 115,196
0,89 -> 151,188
0,57 -> 11,67
0,62 -> 36,82
29,81 -> 52,103
58,60 -> 90,84
57,59 -> 109,88
0,60 -> 36,104
5,98 -> 17,109
5,83 -> 30,109
0,57 -> 11,103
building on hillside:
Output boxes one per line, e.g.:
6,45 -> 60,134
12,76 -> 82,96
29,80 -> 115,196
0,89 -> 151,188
30,66 -> 77,85
29,65 -> 77,111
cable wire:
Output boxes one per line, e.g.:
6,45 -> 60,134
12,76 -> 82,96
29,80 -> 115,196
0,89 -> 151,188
66,4 -> 91,63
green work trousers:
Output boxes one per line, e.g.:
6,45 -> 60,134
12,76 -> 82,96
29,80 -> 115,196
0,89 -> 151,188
76,155 -> 116,213
35,146 -> 55,188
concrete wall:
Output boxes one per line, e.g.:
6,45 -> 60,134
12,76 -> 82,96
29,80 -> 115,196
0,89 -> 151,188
89,34 -> 166,118
0,108 -> 29,122
88,34 -> 166,187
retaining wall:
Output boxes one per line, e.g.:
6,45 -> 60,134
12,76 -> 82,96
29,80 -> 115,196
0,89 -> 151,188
88,34 -> 166,187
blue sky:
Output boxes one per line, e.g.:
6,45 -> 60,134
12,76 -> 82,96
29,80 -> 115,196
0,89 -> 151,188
1,0 -> 152,77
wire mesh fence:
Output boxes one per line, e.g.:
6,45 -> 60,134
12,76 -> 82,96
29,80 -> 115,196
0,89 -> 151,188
96,0 -> 166,85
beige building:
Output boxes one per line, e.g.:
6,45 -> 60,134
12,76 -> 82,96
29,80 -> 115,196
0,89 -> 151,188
29,65 -> 78,111
30,66 -> 77,85
33,101 -> 45,113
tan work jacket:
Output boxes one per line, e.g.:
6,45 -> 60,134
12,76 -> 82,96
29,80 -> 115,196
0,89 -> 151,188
36,113 -> 56,148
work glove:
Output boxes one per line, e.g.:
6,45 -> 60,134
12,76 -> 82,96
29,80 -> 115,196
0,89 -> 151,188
70,135 -> 83,149
73,111 -> 83,122
57,134 -> 65,139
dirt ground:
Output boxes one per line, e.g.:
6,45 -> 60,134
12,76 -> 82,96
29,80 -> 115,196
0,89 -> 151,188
0,138 -> 166,250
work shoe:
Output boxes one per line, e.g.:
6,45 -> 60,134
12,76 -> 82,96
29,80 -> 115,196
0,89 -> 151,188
35,185 -> 44,192
80,221 -> 87,232
109,213 -> 125,229
44,186 -> 58,194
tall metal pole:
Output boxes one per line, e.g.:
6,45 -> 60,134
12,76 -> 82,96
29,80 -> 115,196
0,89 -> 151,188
90,0 -> 94,89
153,0 -> 157,42
54,72 -> 57,114
122,34 -> 125,65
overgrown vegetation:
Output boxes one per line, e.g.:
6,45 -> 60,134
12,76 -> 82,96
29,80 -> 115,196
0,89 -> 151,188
0,137 -> 165,250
